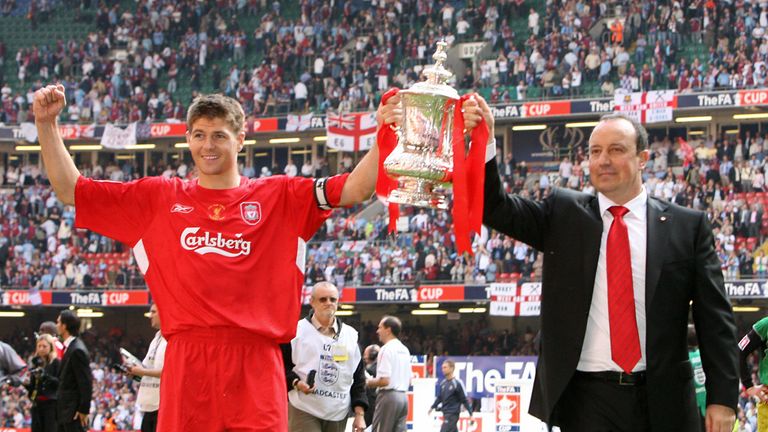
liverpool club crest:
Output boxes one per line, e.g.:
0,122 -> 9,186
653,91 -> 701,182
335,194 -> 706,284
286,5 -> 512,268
240,202 -> 262,225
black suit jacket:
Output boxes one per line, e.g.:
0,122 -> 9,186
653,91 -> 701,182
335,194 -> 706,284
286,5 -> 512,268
56,337 -> 92,424
483,160 -> 738,431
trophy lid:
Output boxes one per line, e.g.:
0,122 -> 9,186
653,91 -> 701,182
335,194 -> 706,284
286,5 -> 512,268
401,40 -> 460,100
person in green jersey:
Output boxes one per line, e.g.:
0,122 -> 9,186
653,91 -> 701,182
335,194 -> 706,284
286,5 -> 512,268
738,316 -> 768,430
689,325 -> 707,419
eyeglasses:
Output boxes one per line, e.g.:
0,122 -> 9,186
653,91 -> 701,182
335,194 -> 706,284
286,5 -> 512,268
316,296 -> 338,303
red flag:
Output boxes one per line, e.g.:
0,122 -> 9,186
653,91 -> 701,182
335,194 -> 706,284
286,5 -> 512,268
375,88 -> 402,233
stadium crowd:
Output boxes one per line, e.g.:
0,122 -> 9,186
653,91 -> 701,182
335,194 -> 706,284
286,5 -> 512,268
2,0 -> 768,123
0,124 -> 766,291
0,0 -> 768,428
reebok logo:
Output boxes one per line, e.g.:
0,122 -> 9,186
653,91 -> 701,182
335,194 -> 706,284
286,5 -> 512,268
180,227 -> 252,257
171,203 -> 194,214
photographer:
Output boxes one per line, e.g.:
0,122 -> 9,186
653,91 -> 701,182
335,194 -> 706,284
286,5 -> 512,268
24,334 -> 61,432
0,340 -> 26,387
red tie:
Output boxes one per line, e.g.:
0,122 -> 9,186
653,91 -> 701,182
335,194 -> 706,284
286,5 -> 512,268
607,206 -> 641,374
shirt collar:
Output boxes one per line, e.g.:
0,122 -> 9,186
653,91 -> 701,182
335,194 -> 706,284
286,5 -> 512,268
597,187 -> 648,220
63,336 -> 75,349
310,313 -> 339,337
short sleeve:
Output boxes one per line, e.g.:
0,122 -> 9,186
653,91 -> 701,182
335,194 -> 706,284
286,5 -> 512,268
75,176 -> 165,246
376,347 -> 393,378
155,338 -> 167,370
288,174 -> 348,240
753,317 -> 768,340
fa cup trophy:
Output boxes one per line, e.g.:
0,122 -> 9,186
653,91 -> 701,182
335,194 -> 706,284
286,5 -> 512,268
382,40 -> 460,210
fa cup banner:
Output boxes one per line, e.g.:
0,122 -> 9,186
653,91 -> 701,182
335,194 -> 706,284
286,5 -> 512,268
434,356 -> 537,399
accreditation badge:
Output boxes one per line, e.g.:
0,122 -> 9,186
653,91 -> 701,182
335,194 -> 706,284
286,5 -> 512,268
331,344 -> 348,362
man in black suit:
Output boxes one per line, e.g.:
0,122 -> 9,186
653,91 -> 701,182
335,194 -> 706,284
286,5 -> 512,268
56,310 -> 92,432
461,97 -> 738,432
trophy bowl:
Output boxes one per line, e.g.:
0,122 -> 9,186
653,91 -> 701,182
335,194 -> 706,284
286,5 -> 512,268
382,41 -> 460,210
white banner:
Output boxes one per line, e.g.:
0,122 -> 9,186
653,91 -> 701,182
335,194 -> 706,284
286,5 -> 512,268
100,122 -> 137,149
489,283 -> 541,317
614,90 -> 675,124
286,113 -> 313,131
20,122 -> 38,143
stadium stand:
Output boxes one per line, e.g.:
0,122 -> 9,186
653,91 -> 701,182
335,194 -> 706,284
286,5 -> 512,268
2,0 -> 768,122
1,0 -> 768,429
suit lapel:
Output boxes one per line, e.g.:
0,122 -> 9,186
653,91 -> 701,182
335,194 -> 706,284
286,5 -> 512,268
582,196 -> 603,306
646,197 -> 671,306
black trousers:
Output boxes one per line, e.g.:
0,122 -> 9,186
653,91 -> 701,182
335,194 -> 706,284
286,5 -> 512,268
57,420 -> 84,432
31,400 -> 57,432
553,373 -> 650,432
440,412 -> 460,432
141,410 -> 159,432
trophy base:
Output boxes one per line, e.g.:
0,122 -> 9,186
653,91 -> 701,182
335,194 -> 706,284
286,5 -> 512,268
387,178 -> 448,210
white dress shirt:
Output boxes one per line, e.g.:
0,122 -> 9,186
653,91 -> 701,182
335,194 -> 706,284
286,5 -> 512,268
63,335 -> 75,351
577,189 -> 648,372
376,338 -> 411,391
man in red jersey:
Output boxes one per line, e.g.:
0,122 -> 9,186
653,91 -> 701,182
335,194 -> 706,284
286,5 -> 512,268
33,84 -> 402,431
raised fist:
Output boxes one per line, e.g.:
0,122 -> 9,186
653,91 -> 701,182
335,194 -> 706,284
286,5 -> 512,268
33,84 -> 66,124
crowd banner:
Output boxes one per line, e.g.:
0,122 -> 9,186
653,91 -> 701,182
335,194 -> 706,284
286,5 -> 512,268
614,90 -> 676,124
285,113 -> 313,131
325,111 -> 376,152
489,283 -> 541,317
100,122 -> 137,149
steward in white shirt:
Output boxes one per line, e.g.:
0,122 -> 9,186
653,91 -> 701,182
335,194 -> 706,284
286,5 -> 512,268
366,315 -> 411,432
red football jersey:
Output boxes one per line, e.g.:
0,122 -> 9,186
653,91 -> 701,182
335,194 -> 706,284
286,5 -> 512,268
75,174 -> 344,342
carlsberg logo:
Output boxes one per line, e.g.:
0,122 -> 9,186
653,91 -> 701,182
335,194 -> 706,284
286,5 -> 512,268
180,227 -> 252,258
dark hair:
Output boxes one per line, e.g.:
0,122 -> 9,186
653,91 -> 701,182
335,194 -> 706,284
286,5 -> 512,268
58,310 -> 81,336
597,112 -> 649,152
381,315 -> 402,337
366,345 -> 380,362
186,94 -> 245,135
39,321 -> 57,336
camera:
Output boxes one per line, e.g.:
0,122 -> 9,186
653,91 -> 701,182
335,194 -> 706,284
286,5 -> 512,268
112,363 -> 141,383
113,363 -> 130,374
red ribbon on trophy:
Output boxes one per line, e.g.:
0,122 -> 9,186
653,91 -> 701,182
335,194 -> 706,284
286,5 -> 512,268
452,93 -> 488,255
375,88 -> 402,233
375,89 -> 488,256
